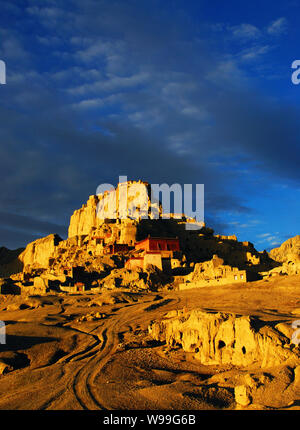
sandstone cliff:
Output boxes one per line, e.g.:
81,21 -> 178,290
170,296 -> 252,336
68,195 -> 101,237
269,235 -> 300,264
18,234 -> 62,270
0,179 -> 282,284
149,309 -> 299,368
68,180 -> 161,238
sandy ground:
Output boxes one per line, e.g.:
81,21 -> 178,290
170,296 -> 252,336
0,275 -> 299,410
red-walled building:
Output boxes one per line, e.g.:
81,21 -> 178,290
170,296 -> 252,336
135,237 -> 180,257
105,243 -> 130,254
124,237 -> 181,270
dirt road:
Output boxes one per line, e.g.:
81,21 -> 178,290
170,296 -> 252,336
0,276 -> 299,410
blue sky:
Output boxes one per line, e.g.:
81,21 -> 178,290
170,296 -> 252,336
0,0 -> 300,251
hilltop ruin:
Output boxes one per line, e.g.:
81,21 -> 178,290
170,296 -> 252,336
0,180 -> 283,295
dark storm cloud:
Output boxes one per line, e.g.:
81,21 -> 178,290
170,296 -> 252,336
0,0 -> 299,248
0,227 -> 36,250
0,211 -> 66,250
208,89 -> 300,183
0,211 -> 66,236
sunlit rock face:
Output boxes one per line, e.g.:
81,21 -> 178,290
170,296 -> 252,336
149,309 -> 300,367
267,235 -> 300,276
68,195 -> 101,238
68,180 -> 161,238
270,235 -> 300,264
0,179 -> 279,281
19,234 -> 62,269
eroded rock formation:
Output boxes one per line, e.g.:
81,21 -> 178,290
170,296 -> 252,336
148,309 -> 300,368
270,235 -> 300,263
19,234 -> 62,270
0,179 -> 285,293
68,180 -> 161,238
259,236 -> 300,277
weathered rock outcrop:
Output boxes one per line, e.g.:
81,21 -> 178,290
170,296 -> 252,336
270,235 -> 300,264
19,234 -> 62,270
99,265 -> 169,291
0,179 -> 285,290
149,309 -> 300,368
68,195 -> 101,238
68,180 -> 161,238
262,260 -> 300,277
187,255 -> 247,282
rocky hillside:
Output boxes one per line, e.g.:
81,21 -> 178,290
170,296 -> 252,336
0,179 -> 283,286
68,180 -> 161,237
18,234 -> 62,270
0,235 -> 62,278
149,309 -> 300,368
269,235 -> 300,263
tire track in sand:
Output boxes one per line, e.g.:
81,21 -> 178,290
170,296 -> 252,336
69,294 -> 182,410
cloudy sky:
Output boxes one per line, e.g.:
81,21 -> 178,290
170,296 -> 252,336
0,0 -> 300,250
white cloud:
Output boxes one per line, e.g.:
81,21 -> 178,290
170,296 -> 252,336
67,72 -> 150,96
72,94 -> 118,110
26,6 -> 63,19
229,23 -> 261,40
76,42 -> 118,62
72,98 -> 105,109
239,45 -> 270,61
267,17 -> 288,35
264,235 -> 278,242
0,29 -> 29,61
257,232 -> 272,238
